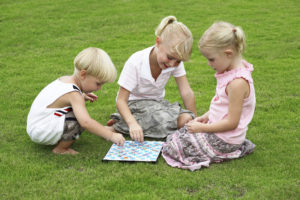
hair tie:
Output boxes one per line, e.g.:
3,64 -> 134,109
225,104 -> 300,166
232,28 -> 236,33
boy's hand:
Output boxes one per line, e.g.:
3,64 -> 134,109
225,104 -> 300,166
129,122 -> 144,143
110,133 -> 125,146
83,93 -> 98,103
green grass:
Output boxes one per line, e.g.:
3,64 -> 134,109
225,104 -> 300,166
1,0 -> 300,199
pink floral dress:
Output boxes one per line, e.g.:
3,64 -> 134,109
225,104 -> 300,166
162,60 -> 256,171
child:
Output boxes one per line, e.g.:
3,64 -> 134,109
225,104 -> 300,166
162,22 -> 256,171
27,47 -> 125,154
108,16 -> 197,143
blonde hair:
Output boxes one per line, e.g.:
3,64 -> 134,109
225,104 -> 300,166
199,21 -> 246,55
74,47 -> 117,83
155,16 -> 193,61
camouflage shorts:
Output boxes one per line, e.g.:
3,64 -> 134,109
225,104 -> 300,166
61,111 -> 84,141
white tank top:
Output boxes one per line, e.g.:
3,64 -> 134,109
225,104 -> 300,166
27,79 -> 82,145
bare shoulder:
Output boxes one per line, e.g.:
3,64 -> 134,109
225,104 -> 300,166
228,78 -> 249,88
65,91 -> 84,103
58,76 -> 74,83
227,78 -> 250,98
47,91 -> 83,108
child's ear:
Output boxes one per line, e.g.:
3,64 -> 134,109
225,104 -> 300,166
79,70 -> 87,80
155,37 -> 161,46
224,49 -> 233,58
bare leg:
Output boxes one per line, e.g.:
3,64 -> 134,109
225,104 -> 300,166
177,113 -> 193,128
52,140 -> 78,155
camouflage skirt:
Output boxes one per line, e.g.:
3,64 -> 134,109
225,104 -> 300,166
110,99 -> 194,138
162,127 -> 255,171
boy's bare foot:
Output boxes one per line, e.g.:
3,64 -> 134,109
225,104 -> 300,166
53,140 -> 78,155
106,119 -> 116,126
52,147 -> 79,155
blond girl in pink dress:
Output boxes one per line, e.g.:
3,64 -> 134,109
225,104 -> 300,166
162,22 -> 256,171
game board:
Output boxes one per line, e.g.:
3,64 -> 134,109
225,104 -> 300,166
102,141 -> 164,162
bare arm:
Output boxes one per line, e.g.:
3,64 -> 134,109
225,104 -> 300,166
68,92 -> 125,145
175,75 -> 197,116
116,87 -> 144,142
187,78 -> 249,133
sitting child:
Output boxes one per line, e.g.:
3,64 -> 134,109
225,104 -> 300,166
27,47 -> 125,154
108,16 -> 197,143
162,22 -> 256,171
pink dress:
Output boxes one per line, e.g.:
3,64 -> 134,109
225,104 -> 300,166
162,60 -> 256,171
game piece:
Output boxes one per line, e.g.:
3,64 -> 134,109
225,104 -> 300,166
102,141 -> 164,162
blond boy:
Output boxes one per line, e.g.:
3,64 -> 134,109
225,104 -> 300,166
27,47 -> 125,154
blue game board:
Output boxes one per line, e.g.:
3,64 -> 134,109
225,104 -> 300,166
102,141 -> 164,162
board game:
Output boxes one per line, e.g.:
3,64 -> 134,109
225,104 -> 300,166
102,141 -> 164,162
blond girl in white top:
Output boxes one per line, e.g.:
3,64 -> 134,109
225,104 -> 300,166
108,16 -> 197,142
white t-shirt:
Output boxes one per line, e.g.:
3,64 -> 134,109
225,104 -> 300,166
117,46 -> 186,101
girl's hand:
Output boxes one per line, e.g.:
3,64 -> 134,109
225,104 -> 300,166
110,133 -> 125,146
83,93 -> 98,103
129,122 -> 144,143
194,115 -> 209,124
186,120 -> 203,133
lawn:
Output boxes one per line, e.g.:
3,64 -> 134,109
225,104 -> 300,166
0,0 -> 299,199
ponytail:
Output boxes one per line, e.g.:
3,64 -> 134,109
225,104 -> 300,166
233,26 -> 246,54
154,16 -> 193,61
155,16 -> 177,37
199,22 -> 246,55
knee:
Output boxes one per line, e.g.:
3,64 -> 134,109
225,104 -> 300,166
177,113 -> 193,128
